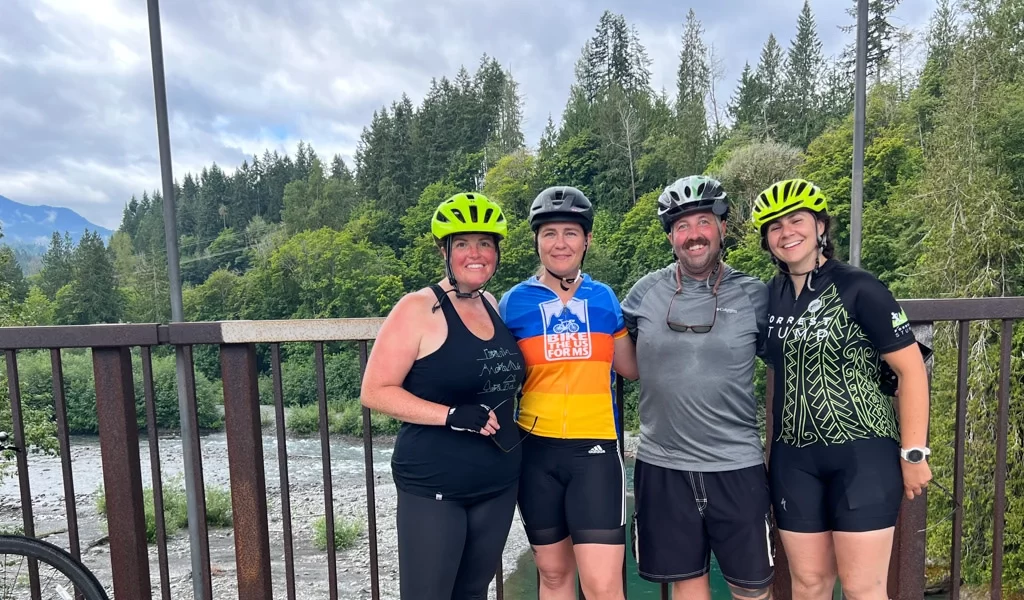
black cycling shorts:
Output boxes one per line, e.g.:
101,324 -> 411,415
632,460 -> 774,588
769,437 -> 903,533
517,436 -> 626,546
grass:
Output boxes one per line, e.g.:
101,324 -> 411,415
285,400 -> 400,436
95,478 -> 233,544
312,515 -> 363,551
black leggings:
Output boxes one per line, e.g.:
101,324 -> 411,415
397,484 -> 518,599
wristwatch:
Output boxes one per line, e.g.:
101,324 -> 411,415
900,447 -> 931,463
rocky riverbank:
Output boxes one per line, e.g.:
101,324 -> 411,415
0,431 -> 542,599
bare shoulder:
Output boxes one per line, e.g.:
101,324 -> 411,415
483,291 -> 499,311
379,288 -> 437,333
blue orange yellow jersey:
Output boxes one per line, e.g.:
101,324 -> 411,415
498,274 -> 628,440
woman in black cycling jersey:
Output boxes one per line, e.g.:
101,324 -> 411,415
752,179 -> 932,600
361,192 -> 525,600
498,186 -> 637,600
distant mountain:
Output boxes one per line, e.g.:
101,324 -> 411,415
0,194 -> 113,247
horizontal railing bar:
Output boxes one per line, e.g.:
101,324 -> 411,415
168,318 -> 385,344
1,298 -> 1022,350
901,297 -> 1024,322
0,323 -> 161,349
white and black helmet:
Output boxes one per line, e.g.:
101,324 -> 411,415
657,176 -> 729,232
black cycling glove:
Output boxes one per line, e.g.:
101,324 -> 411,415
445,404 -> 490,432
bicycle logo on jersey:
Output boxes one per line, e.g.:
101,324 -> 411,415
540,298 -> 592,361
551,319 -> 580,334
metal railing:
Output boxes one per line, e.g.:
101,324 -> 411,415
0,296 -> 1021,600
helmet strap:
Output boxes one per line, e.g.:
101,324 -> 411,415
535,237 -> 588,292
434,236 -> 498,312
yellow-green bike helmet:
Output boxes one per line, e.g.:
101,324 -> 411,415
430,192 -> 507,300
751,179 -> 829,231
431,192 -> 508,241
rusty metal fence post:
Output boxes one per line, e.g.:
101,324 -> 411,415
221,343 -> 274,600
93,346 -> 152,600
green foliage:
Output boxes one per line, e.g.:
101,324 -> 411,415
482,150 -> 538,221
313,515 -> 363,551
95,479 -> 233,544
283,400 -> 400,437
2,350 -> 221,436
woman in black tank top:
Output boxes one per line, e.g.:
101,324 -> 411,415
361,193 -> 525,599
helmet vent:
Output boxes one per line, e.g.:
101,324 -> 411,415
696,182 -> 705,196
469,205 -> 479,222
436,213 -> 449,223
554,190 -> 564,200
670,191 -> 680,202
483,208 -> 494,222
451,208 -> 466,223
783,180 -> 794,199
684,186 -> 691,197
795,181 -> 808,196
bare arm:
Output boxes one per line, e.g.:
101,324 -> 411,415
360,292 -> 451,427
884,343 -> 932,498
613,334 -> 638,381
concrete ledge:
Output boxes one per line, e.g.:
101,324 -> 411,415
168,319 -> 386,345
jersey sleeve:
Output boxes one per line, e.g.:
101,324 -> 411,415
620,280 -> 644,342
747,280 -> 770,359
853,275 -> 916,354
498,289 -> 511,320
604,286 -> 628,339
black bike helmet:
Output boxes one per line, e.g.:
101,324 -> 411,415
528,186 -> 594,234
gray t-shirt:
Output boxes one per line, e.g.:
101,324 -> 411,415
621,263 -> 769,472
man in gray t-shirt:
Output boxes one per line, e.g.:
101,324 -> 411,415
621,176 -> 774,599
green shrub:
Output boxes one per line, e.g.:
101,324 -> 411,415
95,479 -> 232,544
3,349 -> 222,435
284,400 -> 399,436
312,515 -> 363,551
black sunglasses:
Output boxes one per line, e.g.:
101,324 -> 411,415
666,262 -> 724,333
917,479 -> 961,534
482,396 -> 538,453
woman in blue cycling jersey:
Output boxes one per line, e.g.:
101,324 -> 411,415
499,186 -> 637,600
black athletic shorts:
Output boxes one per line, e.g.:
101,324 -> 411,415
517,435 -> 626,546
632,460 -> 774,588
769,437 -> 903,533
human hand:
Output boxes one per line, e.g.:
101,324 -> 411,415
901,460 -> 933,500
445,404 -> 499,436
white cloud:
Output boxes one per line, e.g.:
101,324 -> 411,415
0,0 -> 941,231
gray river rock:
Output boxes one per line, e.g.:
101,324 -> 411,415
0,431 -> 535,599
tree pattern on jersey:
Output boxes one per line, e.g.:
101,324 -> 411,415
779,284 -> 899,447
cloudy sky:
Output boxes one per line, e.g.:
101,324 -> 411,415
0,0 -> 936,230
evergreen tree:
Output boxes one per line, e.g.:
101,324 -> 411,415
843,0 -> 903,82
820,58 -> 855,125
752,34 -> 786,140
781,1 -> 825,148
492,68 -> 525,157
675,9 -> 711,173
0,245 -> 28,303
38,232 -> 74,300
728,62 -> 762,132
55,231 -> 123,325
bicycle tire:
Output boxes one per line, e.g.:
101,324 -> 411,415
0,535 -> 109,600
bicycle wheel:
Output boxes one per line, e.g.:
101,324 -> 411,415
0,535 -> 109,600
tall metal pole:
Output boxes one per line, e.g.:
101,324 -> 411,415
145,2 -> 208,599
850,0 -> 868,267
